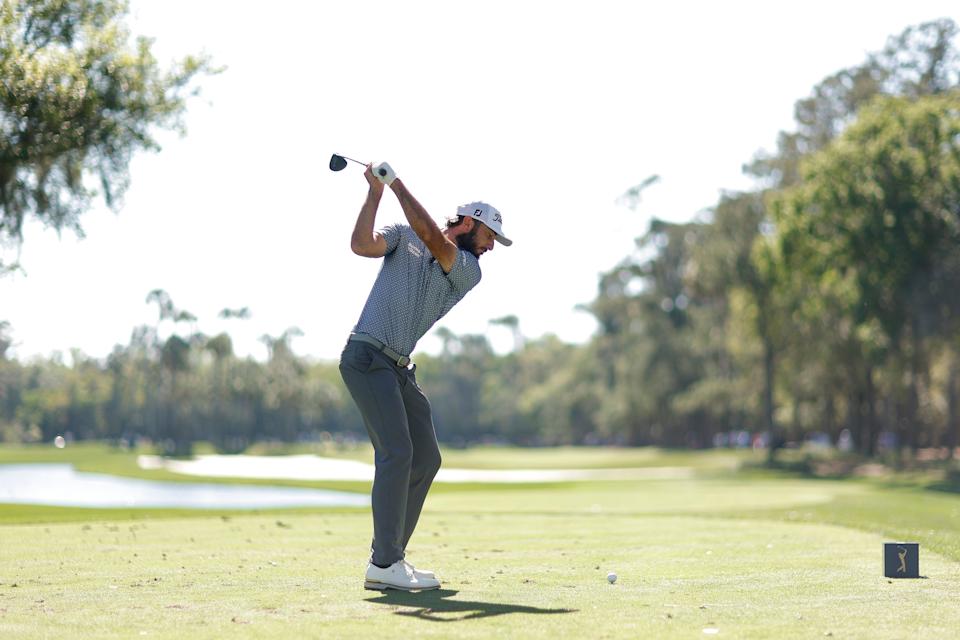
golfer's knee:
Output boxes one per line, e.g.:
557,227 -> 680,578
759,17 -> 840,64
414,448 -> 441,479
379,440 -> 414,470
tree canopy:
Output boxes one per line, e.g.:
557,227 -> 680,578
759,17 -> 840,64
1,18 -> 959,462
0,0 -> 215,269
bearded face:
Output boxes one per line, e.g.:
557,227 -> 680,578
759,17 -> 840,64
455,221 -> 496,258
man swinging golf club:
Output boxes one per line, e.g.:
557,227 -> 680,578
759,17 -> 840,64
339,160 -> 512,591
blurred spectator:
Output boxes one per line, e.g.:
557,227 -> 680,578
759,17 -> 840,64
837,429 -> 853,452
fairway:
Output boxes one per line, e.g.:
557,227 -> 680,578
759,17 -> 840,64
2,510 -> 958,638
2,448 -> 960,639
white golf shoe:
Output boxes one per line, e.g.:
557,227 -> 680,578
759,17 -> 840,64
404,559 -> 436,580
364,560 -> 440,591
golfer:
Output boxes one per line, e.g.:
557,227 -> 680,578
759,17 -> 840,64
339,162 -> 512,591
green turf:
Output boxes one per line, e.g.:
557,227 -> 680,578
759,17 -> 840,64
1,445 -> 959,638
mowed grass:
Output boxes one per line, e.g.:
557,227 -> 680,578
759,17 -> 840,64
1,444 -> 960,638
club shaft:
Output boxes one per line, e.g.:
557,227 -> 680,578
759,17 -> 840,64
338,155 -> 366,166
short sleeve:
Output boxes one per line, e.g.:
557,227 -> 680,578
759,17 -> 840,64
445,249 -> 482,293
379,224 -> 403,254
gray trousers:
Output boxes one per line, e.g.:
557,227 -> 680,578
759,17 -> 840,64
338,340 -> 441,567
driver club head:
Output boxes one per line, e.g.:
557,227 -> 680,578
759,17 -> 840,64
329,153 -> 365,172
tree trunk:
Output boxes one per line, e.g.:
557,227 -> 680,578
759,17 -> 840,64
948,352 -> 959,460
865,366 -> 877,457
791,394 -> 801,441
907,325 -> 923,454
824,392 -> 836,443
763,336 -> 777,463
851,389 -> 864,453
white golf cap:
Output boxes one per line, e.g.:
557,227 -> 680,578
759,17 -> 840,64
457,201 -> 513,246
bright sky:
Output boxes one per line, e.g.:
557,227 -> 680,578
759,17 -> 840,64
2,1 -> 957,362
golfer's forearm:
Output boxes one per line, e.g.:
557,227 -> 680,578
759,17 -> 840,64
351,188 -> 385,256
390,179 -> 449,256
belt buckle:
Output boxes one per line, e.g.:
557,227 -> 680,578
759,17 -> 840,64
396,356 -> 409,368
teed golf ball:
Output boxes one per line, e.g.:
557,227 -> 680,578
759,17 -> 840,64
607,572 -> 617,584
54,435 -> 65,449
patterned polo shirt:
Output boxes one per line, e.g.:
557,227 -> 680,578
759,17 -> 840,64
352,224 -> 482,356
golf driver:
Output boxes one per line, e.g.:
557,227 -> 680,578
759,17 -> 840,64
329,153 -> 366,171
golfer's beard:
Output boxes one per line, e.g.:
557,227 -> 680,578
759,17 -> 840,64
456,228 -> 482,258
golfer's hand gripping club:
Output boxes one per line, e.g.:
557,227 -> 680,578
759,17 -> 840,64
373,162 -> 396,186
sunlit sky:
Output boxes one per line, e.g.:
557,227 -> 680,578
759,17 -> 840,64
2,1 -> 957,362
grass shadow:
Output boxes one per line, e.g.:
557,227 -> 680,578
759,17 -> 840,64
926,468 -> 960,494
924,481 -> 960,495
745,455 -> 960,495
365,588 -> 577,621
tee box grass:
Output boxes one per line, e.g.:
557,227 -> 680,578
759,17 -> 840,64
1,443 -> 959,639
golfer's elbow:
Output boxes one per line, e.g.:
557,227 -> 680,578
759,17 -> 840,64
351,235 -> 385,258
350,240 -> 373,257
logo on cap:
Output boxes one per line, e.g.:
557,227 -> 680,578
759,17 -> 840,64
458,200 -> 512,247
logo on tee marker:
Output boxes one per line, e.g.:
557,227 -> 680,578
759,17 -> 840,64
406,242 -> 423,257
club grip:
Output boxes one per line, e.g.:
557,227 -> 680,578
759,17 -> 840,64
373,162 -> 396,186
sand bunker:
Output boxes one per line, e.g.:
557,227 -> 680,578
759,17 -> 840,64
137,454 -> 692,483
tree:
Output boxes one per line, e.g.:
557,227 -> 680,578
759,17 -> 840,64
684,192 -> 773,448
218,307 -> 250,321
489,314 -> 524,351
143,289 -> 201,453
584,218 -> 716,446
0,0 -> 215,269
770,92 -> 960,455
415,331 -> 496,445
746,19 -> 959,188
0,319 -> 11,359
738,19 -> 960,459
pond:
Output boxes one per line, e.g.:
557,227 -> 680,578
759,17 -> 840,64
0,464 -> 369,509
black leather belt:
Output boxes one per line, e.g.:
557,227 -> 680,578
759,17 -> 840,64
349,333 -> 411,367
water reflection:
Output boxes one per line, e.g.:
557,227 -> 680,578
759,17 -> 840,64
0,464 -> 369,509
